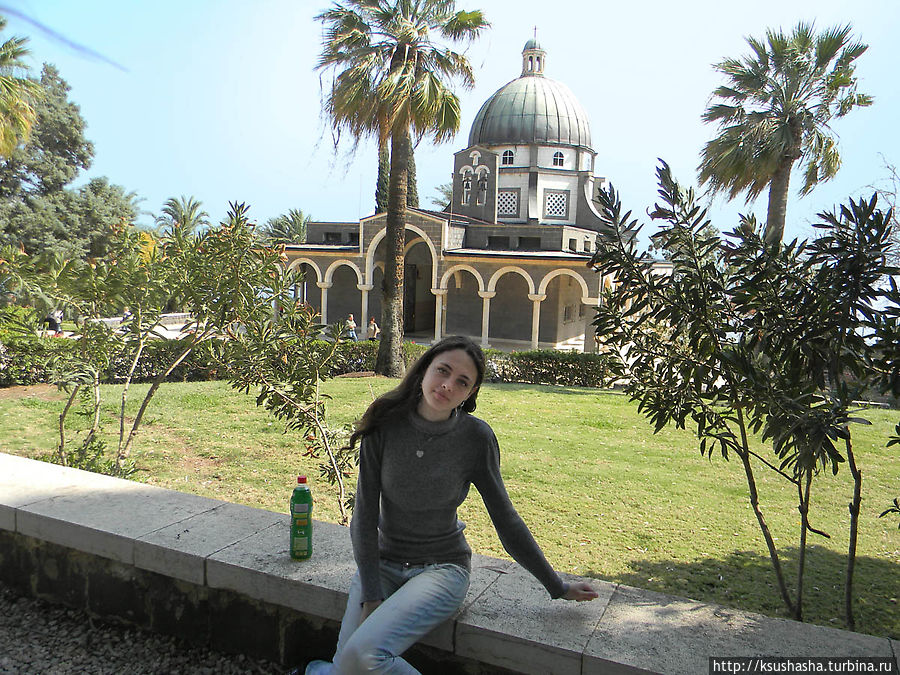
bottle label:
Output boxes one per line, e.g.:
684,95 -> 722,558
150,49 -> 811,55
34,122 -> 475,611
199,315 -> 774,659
293,515 -> 309,527
292,537 -> 309,555
291,503 -> 309,514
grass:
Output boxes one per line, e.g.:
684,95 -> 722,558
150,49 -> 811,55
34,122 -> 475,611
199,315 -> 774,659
1,378 -> 898,639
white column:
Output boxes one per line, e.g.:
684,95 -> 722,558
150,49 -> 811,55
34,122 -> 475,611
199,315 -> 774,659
527,293 -> 546,350
478,291 -> 496,348
432,289 -> 447,343
317,281 -> 333,325
358,284 -> 374,330
583,301 -> 597,353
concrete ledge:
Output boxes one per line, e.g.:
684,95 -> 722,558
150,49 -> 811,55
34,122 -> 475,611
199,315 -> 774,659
0,452 -> 896,674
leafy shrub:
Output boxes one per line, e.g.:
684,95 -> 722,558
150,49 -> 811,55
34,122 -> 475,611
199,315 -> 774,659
487,349 -> 612,387
0,337 -> 74,387
106,339 -> 222,383
1,333 -> 614,389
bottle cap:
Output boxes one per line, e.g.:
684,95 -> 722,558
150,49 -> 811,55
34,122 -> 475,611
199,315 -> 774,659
298,475 -> 307,484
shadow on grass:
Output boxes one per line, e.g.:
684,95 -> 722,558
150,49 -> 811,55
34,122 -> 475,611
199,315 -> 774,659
586,546 -> 900,639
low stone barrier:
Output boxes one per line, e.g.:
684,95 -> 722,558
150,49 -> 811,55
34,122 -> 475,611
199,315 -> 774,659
0,453 -> 895,674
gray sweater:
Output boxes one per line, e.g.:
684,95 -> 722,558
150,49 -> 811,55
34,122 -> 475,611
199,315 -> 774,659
350,409 -> 568,603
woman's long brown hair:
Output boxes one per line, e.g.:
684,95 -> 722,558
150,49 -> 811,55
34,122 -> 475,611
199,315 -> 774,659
349,335 -> 486,448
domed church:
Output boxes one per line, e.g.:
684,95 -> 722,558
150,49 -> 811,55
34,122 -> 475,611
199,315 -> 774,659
285,40 -> 618,352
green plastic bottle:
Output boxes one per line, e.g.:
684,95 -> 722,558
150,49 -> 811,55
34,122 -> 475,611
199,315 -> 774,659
290,475 -> 313,560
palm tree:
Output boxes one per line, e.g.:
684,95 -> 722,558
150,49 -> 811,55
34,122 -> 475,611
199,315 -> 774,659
155,195 -> 210,237
260,208 -> 310,245
316,0 -> 488,376
376,141 -> 419,213
429,181 -> 453,210
698,22 -> 872,246
0,18 -> 42,157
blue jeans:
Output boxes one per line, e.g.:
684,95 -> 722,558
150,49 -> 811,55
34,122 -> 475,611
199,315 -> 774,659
306,560 -> 470,674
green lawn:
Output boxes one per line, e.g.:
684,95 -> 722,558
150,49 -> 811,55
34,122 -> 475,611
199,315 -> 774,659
1,378 -> 897,638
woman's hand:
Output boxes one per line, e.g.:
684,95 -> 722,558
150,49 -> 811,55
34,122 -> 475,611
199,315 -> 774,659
563,582 -> 599,602
360,599 -> 383,622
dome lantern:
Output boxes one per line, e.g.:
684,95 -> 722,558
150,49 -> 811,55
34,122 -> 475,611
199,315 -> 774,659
522,38 -> 545,76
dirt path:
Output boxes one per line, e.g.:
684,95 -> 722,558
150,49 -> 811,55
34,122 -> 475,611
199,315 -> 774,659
0,383 -> 63,401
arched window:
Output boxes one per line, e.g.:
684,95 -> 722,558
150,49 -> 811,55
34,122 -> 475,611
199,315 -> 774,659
501,150 -> 514,165
552,151 -> 564,167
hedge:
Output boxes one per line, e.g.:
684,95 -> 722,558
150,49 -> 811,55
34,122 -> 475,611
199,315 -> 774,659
0,336 -> 613,389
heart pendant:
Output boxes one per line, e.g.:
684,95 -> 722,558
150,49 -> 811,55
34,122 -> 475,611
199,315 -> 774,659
416,450 -> 424,458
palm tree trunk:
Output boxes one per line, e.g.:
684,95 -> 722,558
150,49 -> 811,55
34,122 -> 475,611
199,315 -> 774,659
375,129 -> 409,377
764,157 -> 794,247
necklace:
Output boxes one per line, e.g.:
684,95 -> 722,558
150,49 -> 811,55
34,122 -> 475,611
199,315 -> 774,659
416,431 -> 436,458
413,409 -> 457,459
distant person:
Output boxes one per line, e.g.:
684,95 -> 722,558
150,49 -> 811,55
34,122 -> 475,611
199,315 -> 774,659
304,336 -> 598,674
44,309 -> 63,337
346,313 -> 358,341
366,316 -> 379,341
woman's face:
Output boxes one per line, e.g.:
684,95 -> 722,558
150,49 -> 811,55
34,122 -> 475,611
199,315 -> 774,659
417,349 -> 479,421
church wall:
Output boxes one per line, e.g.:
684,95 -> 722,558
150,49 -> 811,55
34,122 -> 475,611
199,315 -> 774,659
540,174 -> 579,192
577,150 -> 594,172
538,174 -> 579,225
306,222 -> 359,246
492,145 -> 532,167
496,172 -> 530,223
361,216 -> 384,252
447,224 -> 466,250
537,146 -> 575,168
462,223 -> 568,251
405,212 -> 446,253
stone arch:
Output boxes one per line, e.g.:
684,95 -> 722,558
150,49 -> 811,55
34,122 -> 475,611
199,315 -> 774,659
487,266 -> 535,295
287,257 -> 322,284
538,269 -> 590,302
287,258 -> 323,314
324,259 -> 364,286
443,266 -> 483,337
439,264 -> 486,293
366,224 -> 438,287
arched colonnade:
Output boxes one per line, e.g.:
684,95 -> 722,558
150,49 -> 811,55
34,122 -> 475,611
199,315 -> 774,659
288,225 -> 612,351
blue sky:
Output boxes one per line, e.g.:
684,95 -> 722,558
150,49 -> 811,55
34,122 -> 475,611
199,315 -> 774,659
4,0 -> 899,245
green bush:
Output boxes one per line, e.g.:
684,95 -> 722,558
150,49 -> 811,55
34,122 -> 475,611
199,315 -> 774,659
1,333 -> 614,389
106,339 -> 222,384
487,349 -> 612,387
0,337 -> 74,387
328,340 -> 430,377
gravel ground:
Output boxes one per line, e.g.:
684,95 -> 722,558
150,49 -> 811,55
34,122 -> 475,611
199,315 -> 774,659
0,583 -> 290,674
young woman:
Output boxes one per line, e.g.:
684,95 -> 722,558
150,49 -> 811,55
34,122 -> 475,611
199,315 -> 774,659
306,336 -> 598,674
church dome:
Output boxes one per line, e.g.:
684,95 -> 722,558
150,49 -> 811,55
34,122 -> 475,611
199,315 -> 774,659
467,41 -> 592,150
